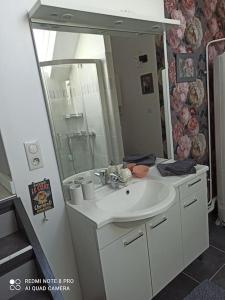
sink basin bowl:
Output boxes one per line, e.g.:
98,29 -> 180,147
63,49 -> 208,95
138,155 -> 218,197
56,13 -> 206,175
95,180 -> 176,222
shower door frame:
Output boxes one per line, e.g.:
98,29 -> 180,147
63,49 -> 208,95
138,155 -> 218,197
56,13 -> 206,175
39,59 -> 112,181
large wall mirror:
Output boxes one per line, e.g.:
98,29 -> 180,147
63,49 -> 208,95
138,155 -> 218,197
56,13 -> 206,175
32,23 -> 172,186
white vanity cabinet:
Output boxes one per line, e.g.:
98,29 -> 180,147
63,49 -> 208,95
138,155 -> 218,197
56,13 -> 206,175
179,174 -> 209,268
100,225 -> 152,300
146,199 -> 183,296
67,168 -> 209,300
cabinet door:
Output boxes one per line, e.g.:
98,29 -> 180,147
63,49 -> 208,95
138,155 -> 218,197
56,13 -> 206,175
100,225 -> 152,300
181,190 -> 209,268
146,202 -> 183,296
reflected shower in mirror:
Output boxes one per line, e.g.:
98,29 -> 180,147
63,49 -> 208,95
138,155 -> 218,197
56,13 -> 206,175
40,61 -> 110,179
33,28 -> 168,181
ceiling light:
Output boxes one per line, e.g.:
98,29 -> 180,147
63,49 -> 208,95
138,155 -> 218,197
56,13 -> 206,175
114,20 -> 123,25
152,25 -> 160,30
61,13 -> 74,21
50,13 -> 58,17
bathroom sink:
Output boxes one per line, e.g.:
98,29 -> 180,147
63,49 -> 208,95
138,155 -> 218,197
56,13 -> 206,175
95,180 -> 176,222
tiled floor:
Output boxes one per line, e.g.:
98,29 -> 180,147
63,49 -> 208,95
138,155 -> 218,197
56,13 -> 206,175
153,213 -> 225,300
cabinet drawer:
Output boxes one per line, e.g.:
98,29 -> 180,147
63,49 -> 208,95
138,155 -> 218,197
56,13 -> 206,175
97,222 -> 140,250
179,174 -> 206,199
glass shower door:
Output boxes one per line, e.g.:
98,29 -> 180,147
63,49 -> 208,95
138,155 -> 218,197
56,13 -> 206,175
40,60 -> 109,180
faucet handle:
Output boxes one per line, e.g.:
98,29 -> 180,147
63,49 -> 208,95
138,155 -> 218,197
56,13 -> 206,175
109,173 -> 120,189
109,173 -> 119,182
99,169 -> 107,175
94,169 -> 108,185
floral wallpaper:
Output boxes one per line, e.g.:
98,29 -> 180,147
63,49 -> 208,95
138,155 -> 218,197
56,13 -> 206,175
164,0 -> 225,171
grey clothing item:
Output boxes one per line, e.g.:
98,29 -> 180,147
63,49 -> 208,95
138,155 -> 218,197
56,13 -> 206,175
124,154 -> 156,166
157,159 -> 197,176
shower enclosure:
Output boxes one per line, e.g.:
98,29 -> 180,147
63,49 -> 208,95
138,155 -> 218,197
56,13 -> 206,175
40,59 -> 110,180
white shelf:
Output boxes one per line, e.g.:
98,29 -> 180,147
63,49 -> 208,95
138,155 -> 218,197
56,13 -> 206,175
29,0 -> 180,34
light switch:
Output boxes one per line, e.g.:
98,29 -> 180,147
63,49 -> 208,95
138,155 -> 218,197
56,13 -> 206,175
24,140 -> 44,170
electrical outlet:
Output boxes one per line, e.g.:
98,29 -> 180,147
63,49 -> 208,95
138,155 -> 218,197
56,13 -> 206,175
24,140 -> 44,170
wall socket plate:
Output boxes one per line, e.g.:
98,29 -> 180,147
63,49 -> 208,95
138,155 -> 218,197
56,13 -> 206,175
24,140 -> 44,171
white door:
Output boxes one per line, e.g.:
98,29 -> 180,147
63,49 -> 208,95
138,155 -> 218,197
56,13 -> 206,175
110,35 -> 164,157
146,202 -> 183,296
100,225 -> 152,300
181,190 -> 209,268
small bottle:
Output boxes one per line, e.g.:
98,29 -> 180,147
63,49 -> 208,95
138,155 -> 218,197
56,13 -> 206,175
119,162 -> 132,183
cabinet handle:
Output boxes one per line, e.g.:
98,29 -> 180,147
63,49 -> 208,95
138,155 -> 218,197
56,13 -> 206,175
150,216 -> 167,229
188,178 -> 201,187
123,232 -> 144,247
184,198 -> 198,208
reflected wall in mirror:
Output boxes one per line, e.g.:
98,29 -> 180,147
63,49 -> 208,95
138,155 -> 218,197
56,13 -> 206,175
0,131 -> 15,199
33,27 -> 168,181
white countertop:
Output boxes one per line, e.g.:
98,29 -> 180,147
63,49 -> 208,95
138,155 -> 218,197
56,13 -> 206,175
66,160 -> 209,228
149,159 -> 209,187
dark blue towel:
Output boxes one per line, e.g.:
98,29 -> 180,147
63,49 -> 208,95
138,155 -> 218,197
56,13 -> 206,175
124,154 -> 156,166
157,159 -> 197,176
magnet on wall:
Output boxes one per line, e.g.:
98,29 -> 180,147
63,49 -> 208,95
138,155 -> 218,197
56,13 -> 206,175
28,179 -> 54,217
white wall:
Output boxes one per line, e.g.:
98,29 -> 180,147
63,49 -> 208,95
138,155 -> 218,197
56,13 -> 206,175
0,1 -> 82,300
110,35 -> 164,157
53,32 -> 79,60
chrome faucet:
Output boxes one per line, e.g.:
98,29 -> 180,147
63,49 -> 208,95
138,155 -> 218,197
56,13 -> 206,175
95,167 -> 127,189
94,169 -> 108,185
109,172 -> 126,189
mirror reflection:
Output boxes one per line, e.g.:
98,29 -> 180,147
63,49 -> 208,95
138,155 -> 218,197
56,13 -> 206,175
33,29 -> 168,181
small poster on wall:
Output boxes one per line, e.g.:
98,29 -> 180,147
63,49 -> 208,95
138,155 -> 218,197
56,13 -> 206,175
29,179 -> 54,216
141,73 -> 154,95
176,53 -> 197,83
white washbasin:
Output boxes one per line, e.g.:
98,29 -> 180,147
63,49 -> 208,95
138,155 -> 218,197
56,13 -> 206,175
95,180 -> 176,222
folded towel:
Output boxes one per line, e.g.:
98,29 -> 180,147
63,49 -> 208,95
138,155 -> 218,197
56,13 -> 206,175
124,154 -> 156,166
136,158 -> 156,166
157,159 -> 197,176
